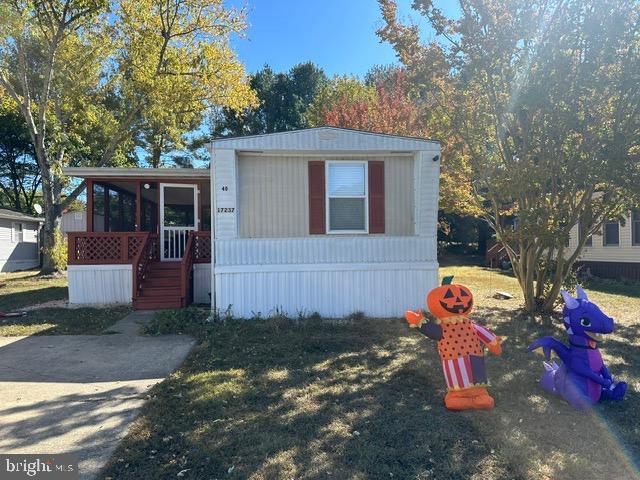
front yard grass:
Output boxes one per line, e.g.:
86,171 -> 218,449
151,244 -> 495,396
101,264 -> 640,480
0,269 -> 68,311
0,269 -> 130,335
0,306 -> 131,336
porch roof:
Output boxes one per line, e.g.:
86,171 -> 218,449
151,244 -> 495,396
63,167 -> 210,180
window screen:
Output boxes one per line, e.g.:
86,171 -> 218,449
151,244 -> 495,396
12,223 -> 23,243
327,162 -> 367,232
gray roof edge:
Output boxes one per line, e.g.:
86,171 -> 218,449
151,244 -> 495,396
209,126 -> 441,147
0,208 -> 43,222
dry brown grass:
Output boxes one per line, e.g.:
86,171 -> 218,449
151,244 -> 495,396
101,263 -> 640,480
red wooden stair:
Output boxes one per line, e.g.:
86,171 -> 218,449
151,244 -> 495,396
133,261 -> 185,310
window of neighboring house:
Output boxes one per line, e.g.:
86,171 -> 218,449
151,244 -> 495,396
11,222 -> 24,243
632,210 -> 640,246
603,219 -> 620,246
326,161 -> 368,233
579,219 -> 593,247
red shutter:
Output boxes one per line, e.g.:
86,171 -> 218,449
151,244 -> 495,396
308,161 -> 326,234
368,161 -> 385,234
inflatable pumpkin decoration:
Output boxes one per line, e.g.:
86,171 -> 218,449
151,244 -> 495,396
405,276 -> 503,411
427,283 -> 474,317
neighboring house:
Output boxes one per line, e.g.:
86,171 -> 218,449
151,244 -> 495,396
568,210 -> 640,281
61,210 -> 87,235
63,127 -> 441,317
0,208 -> 42,272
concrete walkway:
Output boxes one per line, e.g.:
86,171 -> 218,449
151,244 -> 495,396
0,311 -> 195,479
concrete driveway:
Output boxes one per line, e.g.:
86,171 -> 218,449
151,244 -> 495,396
0,311 -> 195,479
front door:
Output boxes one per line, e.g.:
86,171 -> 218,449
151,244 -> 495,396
160,183 -> 198,261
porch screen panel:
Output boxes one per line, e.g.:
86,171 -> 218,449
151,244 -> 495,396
107,183 -> 136,232
92,183 -> 106,232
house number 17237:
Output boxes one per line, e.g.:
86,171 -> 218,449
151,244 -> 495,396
217,207 -> 235,213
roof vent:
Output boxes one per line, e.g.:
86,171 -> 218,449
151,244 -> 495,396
319,131 -> 339,141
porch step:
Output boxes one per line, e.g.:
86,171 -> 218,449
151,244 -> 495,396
148,262 -> 181,270
133,260 -> 186,310
144,277 -> 181,287
141,285 -> 181,297
133,295 -> 184,310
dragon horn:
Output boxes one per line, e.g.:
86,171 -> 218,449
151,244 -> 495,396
576,285 -> 589,301
560,290 -> 579,310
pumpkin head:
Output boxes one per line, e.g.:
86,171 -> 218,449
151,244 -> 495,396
427,276 -> 474,319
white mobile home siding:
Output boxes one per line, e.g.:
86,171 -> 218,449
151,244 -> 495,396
237,154 -> 414,238
68,263 -> 212,304
0,218 -> 40,272
210,128 -> 441,318
61,210 -> 87,235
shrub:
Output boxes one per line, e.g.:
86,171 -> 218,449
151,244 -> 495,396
47,228 -> 68,271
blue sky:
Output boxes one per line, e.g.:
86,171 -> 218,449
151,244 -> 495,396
227,0 -> 460,77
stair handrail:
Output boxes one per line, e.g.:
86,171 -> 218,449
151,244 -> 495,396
180,232 -> 195,305
132,233 -> 158,300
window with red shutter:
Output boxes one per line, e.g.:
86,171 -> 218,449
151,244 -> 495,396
326,161 -> 368,233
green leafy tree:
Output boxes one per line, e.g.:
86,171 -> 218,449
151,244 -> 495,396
307,67 -> 478,217
0,0 -> 256,273
379,0 -> 640,312
0,93 -> 40,213
213,62 -> 327,136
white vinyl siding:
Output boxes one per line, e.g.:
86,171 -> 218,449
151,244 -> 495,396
326,161 -> 368,234
568,211 -> 640,263
238,155 -> 311,238
237,155 -> 415,238
0,218 -> 40,272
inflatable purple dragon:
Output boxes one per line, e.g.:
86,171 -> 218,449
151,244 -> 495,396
528,286 -> 627,410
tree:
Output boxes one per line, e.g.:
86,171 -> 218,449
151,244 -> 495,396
379,0 -> 640,312
305,75 -> 377,127
0,93 -> 40,213
212,62 -> 327,136
0,0 -> 256,273
307,67 -> 478,216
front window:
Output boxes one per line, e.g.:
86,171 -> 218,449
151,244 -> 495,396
11,222 -> 23,243
633,210 -> 640,246
92,182 -> 137,232
603,219 -> 620,246
326,162 -> 367,233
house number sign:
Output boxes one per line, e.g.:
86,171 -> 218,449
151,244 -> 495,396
217,207 -> 235,213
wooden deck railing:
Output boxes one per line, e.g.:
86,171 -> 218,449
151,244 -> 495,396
132,234 -> 159,300
67,231 -> 211,265
180,234 -> 195,304
192,231 -> 211,263
67,232 -> 150,265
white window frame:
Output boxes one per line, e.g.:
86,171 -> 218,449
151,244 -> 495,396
11,222 -> 24,243
325,160 -> 369,235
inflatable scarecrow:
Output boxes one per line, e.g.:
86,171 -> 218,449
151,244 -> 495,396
405,276 -> 503,410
